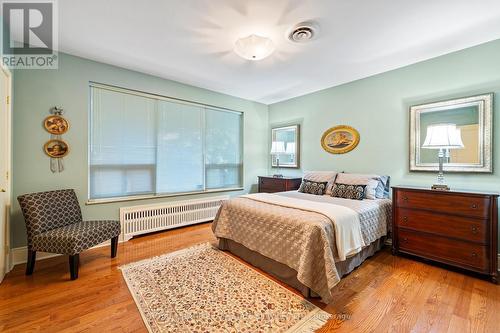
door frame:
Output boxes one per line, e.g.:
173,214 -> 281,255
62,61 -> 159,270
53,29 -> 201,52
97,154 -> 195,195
0,63 -> 12,277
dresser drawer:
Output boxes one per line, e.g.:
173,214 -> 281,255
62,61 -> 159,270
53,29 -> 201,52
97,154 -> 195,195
395,190 -> 490,219
398,230 -> 489,272
259,177 -> 286,193
395,208 -> 488,244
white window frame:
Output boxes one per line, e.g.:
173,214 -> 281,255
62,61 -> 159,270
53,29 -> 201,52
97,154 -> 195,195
87,82 -> 244,204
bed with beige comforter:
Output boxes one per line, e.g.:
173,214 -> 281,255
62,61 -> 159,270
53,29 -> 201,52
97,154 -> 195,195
212,191 -> 392,303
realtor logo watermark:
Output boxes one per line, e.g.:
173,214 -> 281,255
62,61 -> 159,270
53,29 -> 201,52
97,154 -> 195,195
1,0 -> 58,69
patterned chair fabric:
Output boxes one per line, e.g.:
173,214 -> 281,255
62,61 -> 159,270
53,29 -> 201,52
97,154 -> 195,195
18,189 -> 83,248
31,220 -> 121,255
18,189 -> 120,255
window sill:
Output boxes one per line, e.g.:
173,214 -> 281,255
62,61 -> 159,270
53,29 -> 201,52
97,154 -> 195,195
86,187 -> 245,205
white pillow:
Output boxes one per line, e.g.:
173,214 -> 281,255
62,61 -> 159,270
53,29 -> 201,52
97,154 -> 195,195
334,173 -> 380,199
302,171 -> 338,195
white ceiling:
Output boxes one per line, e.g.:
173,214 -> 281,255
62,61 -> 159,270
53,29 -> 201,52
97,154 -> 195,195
59,0 -> 500,104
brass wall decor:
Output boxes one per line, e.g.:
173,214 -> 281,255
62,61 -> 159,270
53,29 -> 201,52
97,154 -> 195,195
44,115 -> 69,135
321,125 -> 360,154
44,139 -> 69,158
44,106 -> 68,172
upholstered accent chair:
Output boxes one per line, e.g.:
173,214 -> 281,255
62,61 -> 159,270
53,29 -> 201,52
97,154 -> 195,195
17,189 -> 121,280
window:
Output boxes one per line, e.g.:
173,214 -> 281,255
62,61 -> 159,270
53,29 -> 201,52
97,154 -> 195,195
89,84 -> 243,201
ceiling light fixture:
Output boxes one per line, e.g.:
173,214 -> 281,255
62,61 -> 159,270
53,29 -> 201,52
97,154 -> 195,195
234,34 -> 274,61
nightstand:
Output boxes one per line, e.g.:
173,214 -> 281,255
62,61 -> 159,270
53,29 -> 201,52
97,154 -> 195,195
258,176 -> 302,193
392,186 -> 498,283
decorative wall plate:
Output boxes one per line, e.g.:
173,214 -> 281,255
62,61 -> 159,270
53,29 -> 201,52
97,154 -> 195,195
321,125 -> 360,154
43,115 -> 69,135
44,139 -> 69,158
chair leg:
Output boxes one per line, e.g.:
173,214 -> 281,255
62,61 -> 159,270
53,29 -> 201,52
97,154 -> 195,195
26,249 -> 36,275
111,236 -> 118,258
69,254 -> 79,280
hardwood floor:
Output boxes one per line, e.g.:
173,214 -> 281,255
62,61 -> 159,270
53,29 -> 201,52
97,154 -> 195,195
0,223 -> 498,332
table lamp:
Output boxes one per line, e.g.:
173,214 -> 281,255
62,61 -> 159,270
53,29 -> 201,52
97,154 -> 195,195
285,142 -> 296,163
422,123 -> 464,190
270,141 -> 285,178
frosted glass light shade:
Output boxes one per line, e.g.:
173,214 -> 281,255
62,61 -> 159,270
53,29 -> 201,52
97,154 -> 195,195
234,34 -> 275,61
270,141 -> 286,154
422,123 -> 464,149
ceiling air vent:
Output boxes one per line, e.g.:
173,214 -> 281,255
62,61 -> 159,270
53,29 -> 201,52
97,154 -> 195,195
288,22 -> 319,43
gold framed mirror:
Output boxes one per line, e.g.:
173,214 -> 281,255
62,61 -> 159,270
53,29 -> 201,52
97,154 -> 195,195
271,124 -> 300,168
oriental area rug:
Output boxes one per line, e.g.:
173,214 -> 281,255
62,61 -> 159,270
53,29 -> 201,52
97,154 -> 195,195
120,243 -> 330,332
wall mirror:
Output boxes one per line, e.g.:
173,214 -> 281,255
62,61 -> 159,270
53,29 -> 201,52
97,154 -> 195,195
271,124 -> 300,168
410,93 -> 493,173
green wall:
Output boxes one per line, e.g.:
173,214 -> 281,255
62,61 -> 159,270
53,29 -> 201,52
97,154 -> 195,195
11,39 -> 500,251
11,52 -> 268,248
269,39 -> 500,250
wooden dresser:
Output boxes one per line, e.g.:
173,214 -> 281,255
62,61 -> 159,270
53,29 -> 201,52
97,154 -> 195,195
258,176 -> 302,193
392,186 -> 498,283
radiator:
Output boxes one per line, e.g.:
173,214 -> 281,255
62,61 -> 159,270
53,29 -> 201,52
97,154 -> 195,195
120,195 -> 229,241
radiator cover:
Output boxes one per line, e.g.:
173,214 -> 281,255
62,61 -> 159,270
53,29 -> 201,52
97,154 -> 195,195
120,195 -> 228,240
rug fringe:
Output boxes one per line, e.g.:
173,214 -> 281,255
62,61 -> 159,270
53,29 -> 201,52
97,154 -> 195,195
287,309 -> 332,333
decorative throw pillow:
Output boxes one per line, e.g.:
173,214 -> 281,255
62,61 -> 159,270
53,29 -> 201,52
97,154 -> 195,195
330,183 -> 366,200
375,175 -> 390,199
302,171 -> 338,195
334,173 -> 380,199
298,179 -> 329,195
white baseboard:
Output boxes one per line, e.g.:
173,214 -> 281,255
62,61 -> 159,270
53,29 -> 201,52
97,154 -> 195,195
9,238 -> 123,268
10,248 -> 60,266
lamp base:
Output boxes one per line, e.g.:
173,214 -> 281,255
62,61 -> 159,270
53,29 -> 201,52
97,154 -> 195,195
431,184 -> 450,191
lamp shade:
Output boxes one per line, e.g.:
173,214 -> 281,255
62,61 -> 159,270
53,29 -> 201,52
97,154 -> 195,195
270,141 -> 286,154
422,123 -> 464,149
285,142 -> 296,154
234,34 -> 275,61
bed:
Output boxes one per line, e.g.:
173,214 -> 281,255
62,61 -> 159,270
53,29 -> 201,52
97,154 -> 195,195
212,186 -> 392,304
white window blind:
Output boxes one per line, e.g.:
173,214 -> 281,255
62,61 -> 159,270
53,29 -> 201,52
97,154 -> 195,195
156,101 -> 204,193
89,84 -> 243,200
205,108 -> 243,189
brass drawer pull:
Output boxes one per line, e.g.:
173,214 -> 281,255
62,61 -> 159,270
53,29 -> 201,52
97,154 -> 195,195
402,237 -> 408,242
471,252 -> 478,258
471,203 -> 478,209
402,216 -> 408,223
471,226 -> 478,234
402,196 -> 408,201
